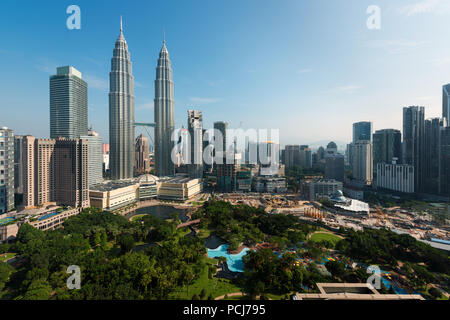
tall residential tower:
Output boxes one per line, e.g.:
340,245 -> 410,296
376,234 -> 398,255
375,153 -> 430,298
109,19 -> 135,180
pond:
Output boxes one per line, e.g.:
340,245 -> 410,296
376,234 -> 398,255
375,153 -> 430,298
125,205 -> 189,222
207,244 -> 251,273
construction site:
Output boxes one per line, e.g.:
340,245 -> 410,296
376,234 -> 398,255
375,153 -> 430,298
214,192 -> 450,249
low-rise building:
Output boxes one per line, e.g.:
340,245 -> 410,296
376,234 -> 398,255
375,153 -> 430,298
293,283 -> 424,300
137,174 -> 159,200
157,175 -> 202,201
302,179 -> 343,201
28,207 -> 81,231
89,180 -> 139,211
253,176 -> 287,193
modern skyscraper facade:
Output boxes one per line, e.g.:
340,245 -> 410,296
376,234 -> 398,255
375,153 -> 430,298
325,154 -> 345,183
376,161 -> 414,194
443,84 -> 450,126
109,20 -> 135,180
213,121 -> 228,160
402,106 -> 425,192
21,136 -> 89,208
352,121 -> 372,143
423,118 -> 446,195
0,127 -> 14,213
154,39 -> 175,177
187,110 -> 203,179
50,66 -> 88,139
372,129 -> 402,168
284,145 -> 301,169
14,135 -> 23,195
80,127 -> 103,188
439,126 -> 450,198
135,134 -> 151,175
350,140 -> 373,185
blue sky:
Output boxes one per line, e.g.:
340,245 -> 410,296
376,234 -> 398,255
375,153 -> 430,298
1,0 -> 450,146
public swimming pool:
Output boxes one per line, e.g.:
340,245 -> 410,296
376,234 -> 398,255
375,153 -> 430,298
207,244 -> 250,273
37,211 -> 61,221
0,217 -> 14,226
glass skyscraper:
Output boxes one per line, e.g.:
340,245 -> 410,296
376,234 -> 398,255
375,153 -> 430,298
0,127 -> 14,213
50,66 -> 87,139
80,127 -> 103,188
154,39 -> 175,177
187,110 -> 203,179
109,19 -> 135,180
352,121 -> 372,143
443,84 -> 450,127
372,129 -> 402,166
403,106 -> 425,192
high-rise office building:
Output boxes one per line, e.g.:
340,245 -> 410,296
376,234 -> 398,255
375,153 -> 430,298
403,106 -> 425,192
439,127 -> 450,198
187,110 -> 203,179
376,160 -> 414,194
443,84 -> 450,126
353,121 -> 372,143
213,121 -> 228,160
423,118 -> 446,195
21,136 -> 89,208
285,145 -> 301,169
109,19 -> 135,180
299,145 -> 312,168
154,38 -> 175,177
350,140 -> 372,185
80,127 -> 103,187
135,134 -> 151,175
0,127 -> 14,213
372,129 -> 402,168
50,66 -> 88,139
325,154 -> 345,183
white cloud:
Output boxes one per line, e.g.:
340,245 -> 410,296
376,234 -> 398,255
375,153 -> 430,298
364,39 -> 428,54
399,0 -> 450,16
432,56 -> 450,67
34,58 -> 58,74
136,101 -> 154,110
84,74 -> 108,90
189,97 -> 220,104
332,85 -> 362,93
297,68 -> 312,74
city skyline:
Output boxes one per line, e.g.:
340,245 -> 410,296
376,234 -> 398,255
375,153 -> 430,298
1,0 -> 450,146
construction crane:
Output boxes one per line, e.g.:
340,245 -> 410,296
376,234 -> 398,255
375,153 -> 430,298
375,206 -> 389,226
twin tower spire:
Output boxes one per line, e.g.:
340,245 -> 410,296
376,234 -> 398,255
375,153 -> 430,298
109,17 -> 174,180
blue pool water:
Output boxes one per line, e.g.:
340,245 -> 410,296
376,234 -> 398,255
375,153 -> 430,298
207,244 -> 250,273
0,217 -> 14,226
37,211 -> 61,221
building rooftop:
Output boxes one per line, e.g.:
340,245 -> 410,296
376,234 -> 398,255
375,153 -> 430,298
90,180 -> 137,192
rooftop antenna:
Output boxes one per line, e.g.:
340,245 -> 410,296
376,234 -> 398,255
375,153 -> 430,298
120,15 -> 123,33
163,29 -> 166,44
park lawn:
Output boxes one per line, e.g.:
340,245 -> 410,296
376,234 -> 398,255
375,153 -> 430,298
130,214 -> 147,221
197,227 -> 211,239
310,232 -> 342,245
169,257 -> 241,300
0,252 -> 16,262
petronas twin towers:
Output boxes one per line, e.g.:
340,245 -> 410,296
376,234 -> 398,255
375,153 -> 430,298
109,19 -> 174,179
